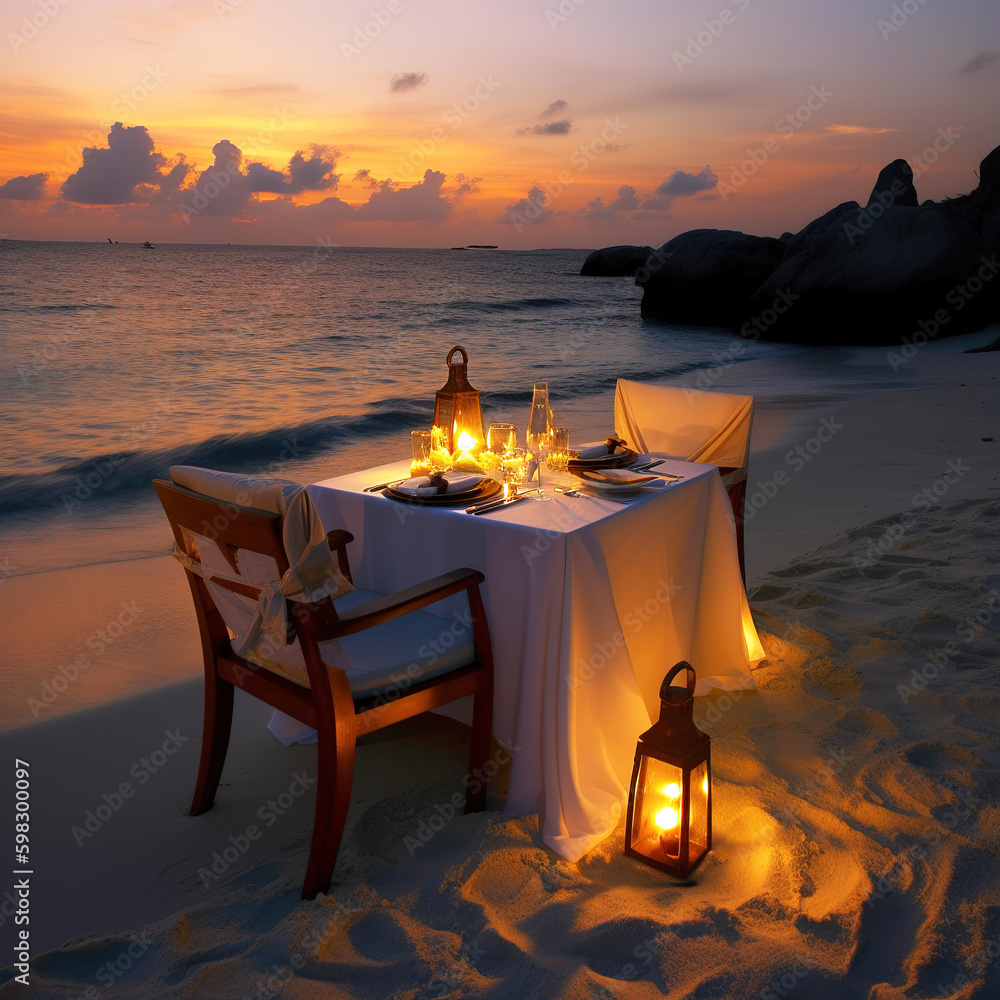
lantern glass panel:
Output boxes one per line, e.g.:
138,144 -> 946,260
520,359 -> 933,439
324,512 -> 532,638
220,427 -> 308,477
629,757 -> 684,863
629,756 -> 710,871
687,759 -> 710,870
452,397 -> 485,453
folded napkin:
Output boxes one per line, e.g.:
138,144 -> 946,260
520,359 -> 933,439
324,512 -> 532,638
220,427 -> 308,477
575,436 -> 630,460
576,467 -> 659,484
394,471 -> 484,497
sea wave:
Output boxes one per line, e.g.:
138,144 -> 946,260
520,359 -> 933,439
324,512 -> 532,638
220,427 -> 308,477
0,302 -> 121,312
446,296 -> 576,313
0,402 -> 429,518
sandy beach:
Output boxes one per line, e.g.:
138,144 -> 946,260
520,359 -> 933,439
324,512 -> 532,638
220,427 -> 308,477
2,328 -> 999,999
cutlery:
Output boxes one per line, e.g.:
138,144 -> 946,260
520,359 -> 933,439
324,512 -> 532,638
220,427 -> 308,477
466,488 -> 539,514
630,461 -> 685,481
553,486 -> 582,497
364,478 -> 408,492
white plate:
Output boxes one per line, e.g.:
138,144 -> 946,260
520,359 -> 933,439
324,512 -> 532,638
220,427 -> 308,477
577,477 -> 660,497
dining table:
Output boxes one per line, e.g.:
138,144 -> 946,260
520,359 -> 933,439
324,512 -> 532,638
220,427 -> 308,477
305,456 -> 765,862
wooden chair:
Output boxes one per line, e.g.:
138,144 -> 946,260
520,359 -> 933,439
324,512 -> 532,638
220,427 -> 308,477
154,468 -> 494,899
614,380 -> 755,582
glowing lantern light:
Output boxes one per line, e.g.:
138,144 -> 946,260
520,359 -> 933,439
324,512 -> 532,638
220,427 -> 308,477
433,346 -> 485,454
624,661 -> 712,877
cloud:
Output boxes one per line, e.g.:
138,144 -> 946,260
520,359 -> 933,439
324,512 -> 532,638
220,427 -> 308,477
516,119 -> 573,136
539,99 -> 568,117
641,165 -> 717,210
390,72 -> 428,92
579,184 -> 641,220
353,168 -> 379,189
960,51 -> 1000,75
0,173 -> 47,200
181,142 -> 339,217
61,123 -> 169,204
354,169 -> 453,221
824,124 -> 897,135
285,145 -> 339,192
497,186 -> 556,226
452,173 -> 481,198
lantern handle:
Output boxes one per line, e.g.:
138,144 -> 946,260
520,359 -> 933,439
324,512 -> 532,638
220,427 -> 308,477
446,345 -> 469,368
659,661 -> 696,700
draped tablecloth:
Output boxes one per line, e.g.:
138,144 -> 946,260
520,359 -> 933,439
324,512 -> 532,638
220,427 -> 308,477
308,457 -> 764,861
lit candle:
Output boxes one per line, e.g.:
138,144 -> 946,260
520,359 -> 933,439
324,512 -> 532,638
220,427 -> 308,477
452,430 -> 482,471
656,782 -> 681,858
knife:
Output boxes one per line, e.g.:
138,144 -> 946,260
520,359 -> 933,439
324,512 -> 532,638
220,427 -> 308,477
364,478 -> 408,492
466,488 -> 539,514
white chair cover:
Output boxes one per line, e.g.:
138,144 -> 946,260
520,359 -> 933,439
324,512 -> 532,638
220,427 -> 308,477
168,465 -> 355,666
614,380 -> 754,485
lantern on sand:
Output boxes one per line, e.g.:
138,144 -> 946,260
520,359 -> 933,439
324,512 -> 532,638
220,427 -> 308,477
433,346 -> 485,454
624,661 -> 711,877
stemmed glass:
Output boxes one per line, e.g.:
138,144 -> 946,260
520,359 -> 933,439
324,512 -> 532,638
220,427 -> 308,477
527,382 -> 553,494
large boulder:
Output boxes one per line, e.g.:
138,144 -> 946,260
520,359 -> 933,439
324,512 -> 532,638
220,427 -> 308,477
636,229 -> 786,325
580,245 -> 654,277
867,158 -> 918,208
977,143 -> 1000,257
748,203 -> 990,344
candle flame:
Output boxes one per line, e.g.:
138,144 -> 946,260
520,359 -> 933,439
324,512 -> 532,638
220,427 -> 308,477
456,430 -> 477,451
655,806 -> 679,831
663,782 -> 681,799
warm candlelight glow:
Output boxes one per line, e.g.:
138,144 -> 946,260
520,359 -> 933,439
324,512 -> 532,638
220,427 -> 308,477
655,805 -> 679,831
663,782 -> 681,799
456,430 -> 478,452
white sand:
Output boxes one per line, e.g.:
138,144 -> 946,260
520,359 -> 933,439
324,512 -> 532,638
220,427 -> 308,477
1,329 -> 999,998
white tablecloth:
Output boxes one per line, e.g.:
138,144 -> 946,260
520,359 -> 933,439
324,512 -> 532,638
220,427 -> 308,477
308,457 -> 764,861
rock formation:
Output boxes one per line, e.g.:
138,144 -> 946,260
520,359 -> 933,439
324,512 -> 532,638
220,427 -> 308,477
579,244 -> 654,277
584,143 -> 1000,345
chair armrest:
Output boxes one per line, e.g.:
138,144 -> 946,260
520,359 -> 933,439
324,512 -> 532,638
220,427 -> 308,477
330,567 -> 485,636
326,528 -> 355,585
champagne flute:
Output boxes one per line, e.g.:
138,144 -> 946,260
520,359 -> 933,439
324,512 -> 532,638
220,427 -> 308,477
527,382 -> 552,494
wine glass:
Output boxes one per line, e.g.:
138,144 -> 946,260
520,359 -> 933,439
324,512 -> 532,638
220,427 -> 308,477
487,422 -> 517,456
500,447 -> 528,499
527,382 -> 552,493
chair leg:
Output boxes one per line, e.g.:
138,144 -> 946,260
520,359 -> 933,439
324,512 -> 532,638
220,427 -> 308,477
301,669 -> 358,900
727,480 -> 748,587
301,729 -> 356,900
191,673 -> 234,816
464,674 -> 493,814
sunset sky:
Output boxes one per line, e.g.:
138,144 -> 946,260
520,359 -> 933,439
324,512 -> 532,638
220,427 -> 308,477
1,0 -> 997,248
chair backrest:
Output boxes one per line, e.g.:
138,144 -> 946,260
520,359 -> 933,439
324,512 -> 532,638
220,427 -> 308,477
614,380 -> 754,476
154,466 -> 353,690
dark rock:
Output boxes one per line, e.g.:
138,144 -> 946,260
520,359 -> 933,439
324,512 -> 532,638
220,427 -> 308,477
588,142 -> 1000,345
636,229 -> 785,325
867,159 -> 918,208
781,202 -> 860,256
748,204 -> 990,344
964,334 -> 1000,353
978,144 -> 1000,256
579,245 -> 654,277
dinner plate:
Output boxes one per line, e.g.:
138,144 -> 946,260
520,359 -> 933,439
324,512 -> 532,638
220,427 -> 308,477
384,478 -> 501,506
567,447 -> 638,472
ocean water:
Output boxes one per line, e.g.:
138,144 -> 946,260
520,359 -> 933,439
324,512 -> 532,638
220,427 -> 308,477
0,239 -> 911,583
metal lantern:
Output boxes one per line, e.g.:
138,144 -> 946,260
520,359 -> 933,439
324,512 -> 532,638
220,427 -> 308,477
624,661 -> 712,877
433,345 -> 485,454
